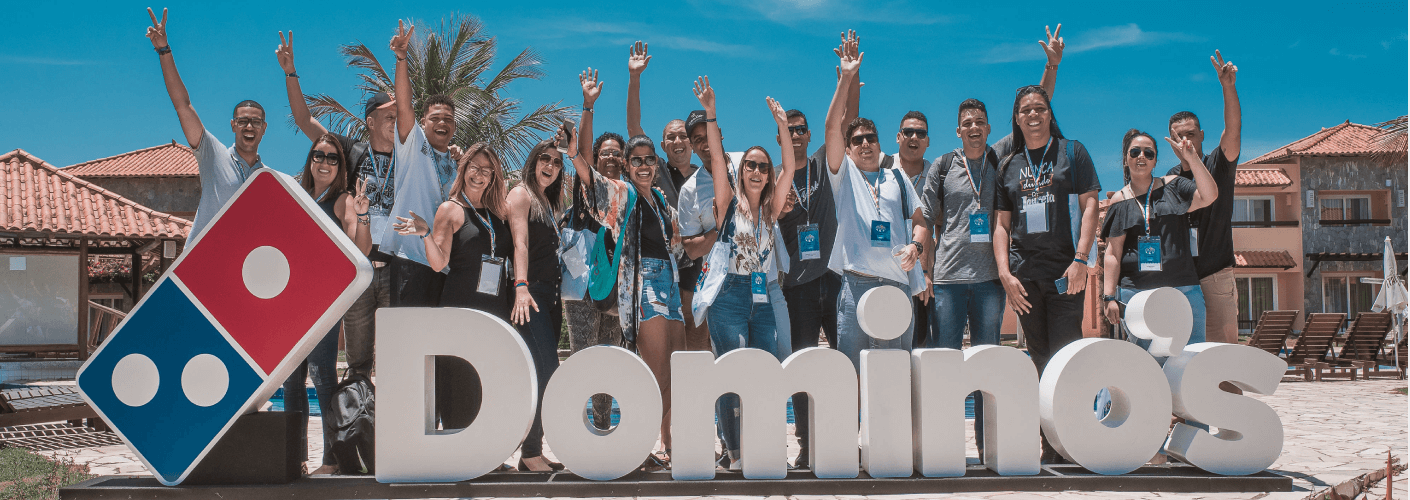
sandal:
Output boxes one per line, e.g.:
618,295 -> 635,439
641,451 -> 670,472
518,455 -> 565,472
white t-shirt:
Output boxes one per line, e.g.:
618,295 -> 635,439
381,125 -> 458,267
827,155 -> 925,291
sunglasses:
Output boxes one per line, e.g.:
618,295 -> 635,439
901,128 -> 928,139
234,117 -> 265,128
599,150 -> 623,158
537,153 -> 564,167
464,165 -> 494,178
629,156 -> 659,167
849,133 -> 879,146
788,125 -> 809,136
742,159 -> 772,172
1128,147 -> 1157,160
310,151 -> 341,166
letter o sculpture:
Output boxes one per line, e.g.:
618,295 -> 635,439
541,345 -> 663,480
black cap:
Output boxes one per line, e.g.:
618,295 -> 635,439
364,92 -> 395,118
685,110 -> 709,135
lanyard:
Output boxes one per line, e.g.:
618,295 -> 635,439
315,187 -> 331,203
374,153 -> 395,197
864,166 -> 885,214
1024,137 -> 1053,185
229,150 -> 254,180
794,158 -> 819,222
1139,179 -> 1155,236
464,194 -> 496,255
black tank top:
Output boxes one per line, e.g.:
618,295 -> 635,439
441,202 -> 512,316
525,210 -> 561,283
316,188 -> 340,222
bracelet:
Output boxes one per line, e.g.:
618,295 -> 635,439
286,72 -> 299,78
1102,295 -> 1117,302
396,55 -> 407,61
357,211 -> 369,217
582,107 -> 592,113
155,46 -> 171,56
568,152 -> 579,161
419,231 -> 429,239
702,118 -> 717,123
1073,257 -> 1087,266
514,279 -> 529,288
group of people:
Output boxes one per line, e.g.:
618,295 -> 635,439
146,7 -> 1243,473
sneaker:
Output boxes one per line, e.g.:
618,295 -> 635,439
791,448 -> 810,470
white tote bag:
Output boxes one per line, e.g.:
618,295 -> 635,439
690,201 -> 737,327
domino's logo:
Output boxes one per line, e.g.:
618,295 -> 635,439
76,169 -> 372,485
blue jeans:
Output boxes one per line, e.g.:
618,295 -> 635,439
707,274 -> 788,459
638,258 -> 684,323
281,322 -> 340,465
836,273 -> 913,373
927,279 -> 1006,458
1120,284 -> 1207,352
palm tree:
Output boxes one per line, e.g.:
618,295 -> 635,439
1371,116 -> 1408,167
302,14 -> 573,171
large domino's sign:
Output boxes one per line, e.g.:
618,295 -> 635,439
78,170 -> 1286,486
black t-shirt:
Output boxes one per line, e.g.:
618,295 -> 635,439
1167,146 -> 1237,278
994,138 -> 1102,281
1102,177 -> 1201,289
651,157 -> 691,208
778,146 -> 838,287
333,134 -> 394,260
638,196 -> 670,260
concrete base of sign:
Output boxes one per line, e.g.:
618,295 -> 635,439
62,465 -> 1291,498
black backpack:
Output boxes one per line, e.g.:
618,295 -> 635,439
326,372 -> 375,474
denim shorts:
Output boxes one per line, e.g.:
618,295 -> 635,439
638,257 -> 684,323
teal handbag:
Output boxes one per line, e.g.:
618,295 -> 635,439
587,185 -> 638,306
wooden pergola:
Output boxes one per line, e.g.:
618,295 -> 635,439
0,149 -> 191,359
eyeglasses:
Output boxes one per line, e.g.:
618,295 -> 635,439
901,128 -> 928,139
599,150 -> 623,158
1128,148 -> 1157,160
310,151 -> 341,166
537,153 -> 564,168
629,156 -> 659,167
742,159 -> 772,172
464,165 -> 494,178
234,117 -> 265,128
849,133 -> 879,146
788,125 -> 809,136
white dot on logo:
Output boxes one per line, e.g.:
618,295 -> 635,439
111,354 -> 160,407
241,246 -> 290,299
181,354 -> 230,407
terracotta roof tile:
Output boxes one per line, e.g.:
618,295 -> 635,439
1235,168 -> 1293,188
63,141 -> 197,177
1248,121 -> 1403,164
1234,250 -> 1298,269
0,149 -> 191,240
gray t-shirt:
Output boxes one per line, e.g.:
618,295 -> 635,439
190,128 -> 264,240
920,148 -> 1000,285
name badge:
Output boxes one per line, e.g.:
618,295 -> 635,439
751,272 -> 769,303
478,255 -> 504,296
968,211 -> 991,243
799,223 -> 821,260
1189,228 -> 1199,257
870,220 -> 891,248
1138,236 -> 1162,272
1023,200 -> 1048,234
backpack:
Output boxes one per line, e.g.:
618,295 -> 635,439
326,372 -> 375,474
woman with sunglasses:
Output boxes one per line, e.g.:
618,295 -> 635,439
691,77 -> 798,470
505,138 -> 566,472
392,144 -> 513,453
565,116 -> 685,470
286,133 -> 371,474
1100,130 -> 1218,346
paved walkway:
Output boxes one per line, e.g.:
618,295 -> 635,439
17,376 -> 1407,499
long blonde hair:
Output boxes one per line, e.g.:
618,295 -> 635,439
449,143 -> 508,218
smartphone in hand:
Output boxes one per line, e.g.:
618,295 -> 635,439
1054,276 -> 1069,294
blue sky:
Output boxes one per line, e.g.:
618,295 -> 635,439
3,1 -> 1406,192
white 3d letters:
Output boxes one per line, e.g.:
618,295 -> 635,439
1125,287 -> 1193,357
541,346 -> 662,480
860,350 -> 912,477
671,347 -> 858,480
912,346 -> 1040,477
1039,338 -> 1172,475
374,307 -> 537,483
1163,343 -> 1285,475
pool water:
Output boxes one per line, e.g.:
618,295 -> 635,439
267,387 -> 320,416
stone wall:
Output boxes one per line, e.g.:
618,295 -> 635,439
77,177 -> 200,218
1299,155 -> 1407,315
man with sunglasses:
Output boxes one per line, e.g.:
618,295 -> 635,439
144,8 -> 268,239
1166,50 -> 1242,347
277,31 -> 402,381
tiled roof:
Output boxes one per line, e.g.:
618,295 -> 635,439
1235,168 -> 1293,188
1234,250 -> 1298,269
1248,121 -> 1403,164
0,149 -> 191,240
63,141 -> 197,177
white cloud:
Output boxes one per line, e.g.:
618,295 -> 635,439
689,0 -> 952,26
981,24 -> 1203,64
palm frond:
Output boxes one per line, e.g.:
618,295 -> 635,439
303,94 -> 367,141
484,47 -> 548,94
1371,116 -> 1408,166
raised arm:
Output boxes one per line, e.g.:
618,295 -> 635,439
276,31 -> 328,142
1168,136 -> 1219,211
578,68 -> 603,162
824,31 -> 862,174
1212,50 -> 1241,162
391,21 -> 416,144
562,120 -> 593,187
832,35 -> 861,126
146,8 -> 203,148
692,77 -> 731,225
767,97 -> 797,221
1038,24 -> 1064,100
626,41 -> 650,138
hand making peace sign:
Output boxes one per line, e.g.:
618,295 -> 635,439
1211,49 -> 1237,88
276,31 -> 296,75
390,20 -> 414,59
145,7 -> 169,49
1041,24 -> 1064,66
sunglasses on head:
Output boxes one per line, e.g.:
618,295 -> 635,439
537,153 -> 564,167
849,133 -> 879,146
629,156 -> 659,167
901,128 -> 928,139
310,151 -> 341,166
1128,147 -> 1157,160
742,159 -> 772,172
788,125 -> 809,136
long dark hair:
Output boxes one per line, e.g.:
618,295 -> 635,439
519,138 -> 563,225
1002,85 -> 1065,171
299,133 -> 349,202
738,145 -> 778,223
1121,129 -> 1158,186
